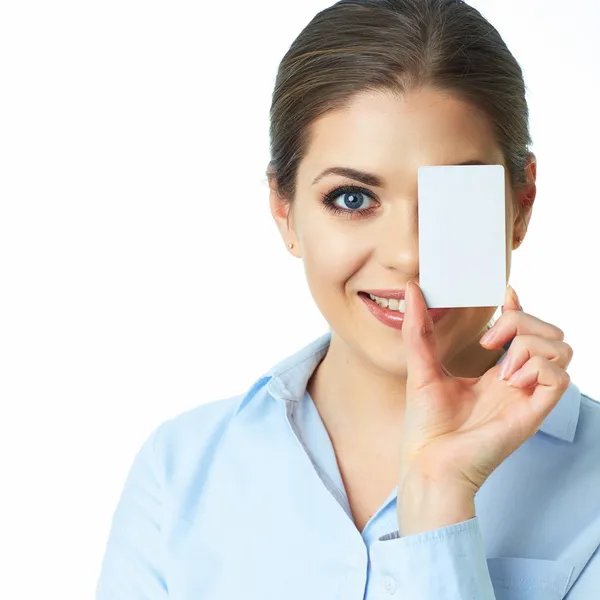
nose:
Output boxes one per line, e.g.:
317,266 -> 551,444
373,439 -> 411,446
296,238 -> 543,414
375,202 -> 419,277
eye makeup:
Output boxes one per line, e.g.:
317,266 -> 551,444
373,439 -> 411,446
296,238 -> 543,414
320,184 -> 380,218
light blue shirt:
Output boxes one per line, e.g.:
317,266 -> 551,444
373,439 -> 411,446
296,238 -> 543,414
96,332 -> 600,599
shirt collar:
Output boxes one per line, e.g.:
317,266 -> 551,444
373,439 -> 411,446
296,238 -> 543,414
253,331 -> 582,444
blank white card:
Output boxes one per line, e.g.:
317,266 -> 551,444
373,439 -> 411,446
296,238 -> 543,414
418,165 -> 506,309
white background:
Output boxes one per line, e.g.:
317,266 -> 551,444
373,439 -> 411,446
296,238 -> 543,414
1,1 -> 598,597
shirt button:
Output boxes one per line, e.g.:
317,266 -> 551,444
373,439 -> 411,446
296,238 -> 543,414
383,576 -> 397,594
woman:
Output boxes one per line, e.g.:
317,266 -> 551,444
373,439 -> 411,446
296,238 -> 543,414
96,1 -> 600,598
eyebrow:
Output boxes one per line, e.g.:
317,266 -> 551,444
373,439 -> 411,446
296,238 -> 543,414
311,160 -> 490,187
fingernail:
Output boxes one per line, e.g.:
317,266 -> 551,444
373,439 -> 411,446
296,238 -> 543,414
506,367 -> 522,386
498,356 -> 511,380
510,285 -> 523,310
480,327 -> 496,345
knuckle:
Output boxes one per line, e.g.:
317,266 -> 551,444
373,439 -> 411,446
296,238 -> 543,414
559,368 -> 571,389
418,320 -> 435,341
503,308 -> 519,324
508,334 -> 524,350
495,310 -> 512,331
530,354 -> 546,368
512,334 -> 538,354
508,336 -> 530,361
564,342 -> 574,362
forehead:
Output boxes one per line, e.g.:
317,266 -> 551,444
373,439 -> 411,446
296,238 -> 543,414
298,87 -> 504,186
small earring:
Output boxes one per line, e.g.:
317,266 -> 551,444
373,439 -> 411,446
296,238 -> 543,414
515,236 -> 522,245
287,242 -> 294,249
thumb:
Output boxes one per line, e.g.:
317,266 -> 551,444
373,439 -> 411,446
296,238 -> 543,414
404,281 -> 445,391
502,284 -> 523,314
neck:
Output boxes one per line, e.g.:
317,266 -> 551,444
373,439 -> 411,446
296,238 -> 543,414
307,331 -> 505,442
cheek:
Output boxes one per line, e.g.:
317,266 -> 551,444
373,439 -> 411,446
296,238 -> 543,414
301,225 -> 368,287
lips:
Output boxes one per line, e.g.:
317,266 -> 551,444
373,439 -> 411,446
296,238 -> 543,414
362,289 -> 406,300
358,290 -> 451,331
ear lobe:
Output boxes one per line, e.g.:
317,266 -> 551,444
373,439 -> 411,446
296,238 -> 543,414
269,186 -> 299,254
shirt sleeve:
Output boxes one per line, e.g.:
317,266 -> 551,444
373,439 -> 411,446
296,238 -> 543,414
96,424 -> 169,599
370,516 -> 496,598
562,543 -> 600,598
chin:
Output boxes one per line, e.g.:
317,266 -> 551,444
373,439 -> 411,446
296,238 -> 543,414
353,318 -> 465,374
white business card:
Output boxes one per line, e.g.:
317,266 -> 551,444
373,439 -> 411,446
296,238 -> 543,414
417,164 -> 506,308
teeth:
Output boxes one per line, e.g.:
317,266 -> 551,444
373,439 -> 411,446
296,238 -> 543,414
368,294 -> 405,313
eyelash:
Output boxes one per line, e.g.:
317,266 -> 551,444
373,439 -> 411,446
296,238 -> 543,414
320,184 -> 379,218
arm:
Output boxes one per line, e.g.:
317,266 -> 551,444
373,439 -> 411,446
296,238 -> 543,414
370,476 -> 496,599
96,424 -> 169,599
563,542 -> 600,598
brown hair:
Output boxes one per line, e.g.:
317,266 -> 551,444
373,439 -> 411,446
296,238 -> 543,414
265,0 -> 532,224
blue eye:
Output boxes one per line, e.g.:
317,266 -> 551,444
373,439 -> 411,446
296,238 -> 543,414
321,185 -> 378,217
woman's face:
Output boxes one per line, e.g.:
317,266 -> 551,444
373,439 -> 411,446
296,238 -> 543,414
270,86 -> 534,377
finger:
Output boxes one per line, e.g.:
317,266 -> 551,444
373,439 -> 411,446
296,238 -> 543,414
505,357 -> 571,417
498,335 -> 574,381
480,308 -> 565,349
404,281 -> 446,391
501,284 -> 522,314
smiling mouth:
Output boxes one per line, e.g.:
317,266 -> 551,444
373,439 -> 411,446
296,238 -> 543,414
357,291 -> 452,330
361,292 -> 406,313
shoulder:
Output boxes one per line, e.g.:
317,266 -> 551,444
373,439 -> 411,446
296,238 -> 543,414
144,336 -> 329,512
159,394 -> 243,447
147,373 -> 272,487
155,377 -> 270,463
97,381 -> 276,596
578,392 -> 600,439
572,389 -> 600,437
580,392 -> 600,414
152,333 -> 331,456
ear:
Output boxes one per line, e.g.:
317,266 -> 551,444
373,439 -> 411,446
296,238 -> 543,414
512,152 -> 536,250
268,177 -> 300,257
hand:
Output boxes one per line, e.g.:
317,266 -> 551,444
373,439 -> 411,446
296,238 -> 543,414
397,283 -> 573,526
